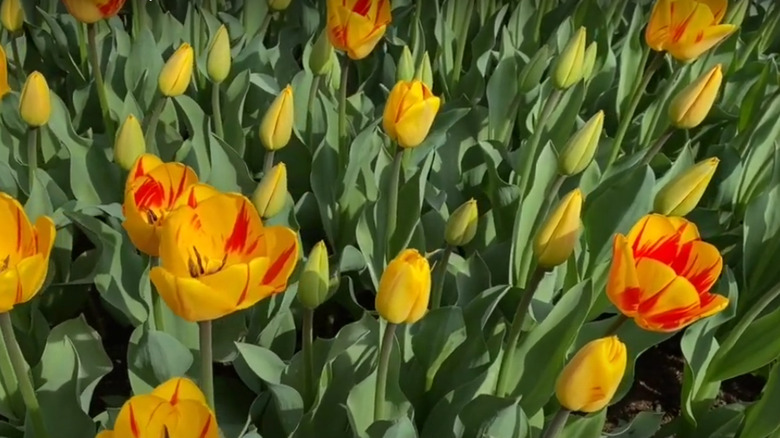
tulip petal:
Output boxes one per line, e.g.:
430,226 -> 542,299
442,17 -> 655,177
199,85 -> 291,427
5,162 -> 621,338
151,377 -> 207,405
327,2 -> 352,51
700,0 -> 727,23
670,240 -> 722,294
666,216 -> 700,243
395,98 -> 440,148
197,258 -> 272,310
606,234 -> 642,316
125,154 -> 164,193
15,254 -> 48,304
634,258 -> 701,329
667,24 -> 736,62
345,13 -> 384,59
0,269 -> 20,312
165,400 -> 219,438
150,267 -> 235,322
627,214 -> 681,264
645,0 -> 672,50
405,265 -> 431,323
122,207 -> 160,257
95,431 -> 114,438
260,226 -> 300,291
112,394 -> 171,437
374,0 -> 391,26
0,193 -> 35,265
376,263 -> 421,324
34,216 -> 56,259
172,183 -> 220,210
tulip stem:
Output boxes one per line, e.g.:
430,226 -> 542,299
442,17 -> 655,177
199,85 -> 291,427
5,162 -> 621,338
516,88 -> 562,199
144,96 -> 167,155
152,293 -> 166,332
0,313 -> 49,438
211,82 -> 224,139
305,74 -> 322,149
495,268 -> 546,397
76,24 -> 89,76
259,13 -> 273,42
198,320 -> 215,409
640,128 -> 674,166
450,0 -> 474,89
302,307 -> 315,410
374,322 -> 397,422
385,149 -> 404,261
605,51 -> 665,171
263,150 -> 275,175
0,331 -> 21,419
338,58 -> 350,169
605,314 -> 629,336
540,408 -> 570,438
410,0 -> 423,59
132,0 -> 146,39
430,246 -> 453,310
10,35 -> 22,82
87,23 -> 115,140
26,127 -> 37,193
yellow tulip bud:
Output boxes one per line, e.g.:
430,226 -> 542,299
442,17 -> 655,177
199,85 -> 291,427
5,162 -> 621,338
519,45 -> 552,93
445,199 -> 478,247
251,162 -> 287,218
668,64 -> 722,129
0,0 -> 23,33
654,157 -> 719,217
298,241 -> 331,309
417,51 -> 434,89
19,71 -> 51,127
582,41 -> 597,80
552,27 -> 587,90
0,44 -> 10,99
558,111 -> 604,176
309,28 -> 334,76
268,0 -> 291,11
114,115 -> 146,171
259,85 -> 294,151
159,43 -> 194,97
397,45 -> 414,82
555,336 -> 627,413
207,25 -> 231,84
533,189 -> 583,269
375,249 -> 431,324
382,80 -> 441,149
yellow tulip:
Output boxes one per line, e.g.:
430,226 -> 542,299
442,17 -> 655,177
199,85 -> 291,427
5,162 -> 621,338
251,162 -> 287,218
558,111 -> 604,176
207,25 -> 231,84
555,336 -> 627,413
61,0 -> 127,23
0,44 -> 10,99
668,64 -> 722,129
298,241 -> 331,309
159,43 -> 194,97
552,27 -> 587,90
533,189 -> 583,269
0,193 -> 55,312
382,80 -> 441,148
19,71 -> 51,127
654,158 -> 719,216
375,249 -> 431,324
0,0 -> 23,33
327,0 -> 392,60
268,0 -> 291,10
259,85 -> 294,151
444,199 -> 478,247
150,192 -> 300,322
95,377 -> 219,438
113,115 -> 146,171
645,0 -> 737,62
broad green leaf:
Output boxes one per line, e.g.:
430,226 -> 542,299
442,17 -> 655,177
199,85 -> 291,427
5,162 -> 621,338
127,327 -> 194,394
460,395 -> 528,438
740,363 -> 780,438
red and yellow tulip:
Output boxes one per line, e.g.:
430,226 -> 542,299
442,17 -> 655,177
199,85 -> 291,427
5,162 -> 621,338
327,0 -> 392,60
61,0 -> 127,23
607,214 -> 727,332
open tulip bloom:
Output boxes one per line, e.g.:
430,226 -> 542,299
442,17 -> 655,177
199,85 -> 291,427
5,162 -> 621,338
327,0 -> 392,60
61,0 -> 127,23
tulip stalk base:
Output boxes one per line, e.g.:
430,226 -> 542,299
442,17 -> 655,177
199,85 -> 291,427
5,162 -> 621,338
516,88 -> 562,200
26,127 -> 38,193
430,246 -> 453,310
263,150 -> 275,175
374,322 -> 397,422
211,83 -> 224,139
87,23 -> 115,140
338,59 -> 350,170
605,314 -> 628,337
0,313 -> 49,438
199,320 -> 215,409
540,408 -> 570,438
302,308 -> 315,409
385,149 -> 404,261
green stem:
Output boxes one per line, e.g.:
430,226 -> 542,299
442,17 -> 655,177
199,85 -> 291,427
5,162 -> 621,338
152,294 -> 166,332
430,246 -> 453,310
87,23 -> 115,139
639,128 -> 674,166
495,268 -> 546,397
259,12 -> 273,42
77,24 -> 88,75
305,74 -> 322,149
144,96 -> 167,155
263,150 -> 275,175
374,322 -> 397,422
338,58 -> 350,169
0,313 -> 49,438
410,0 -> 423,59
132,0 -> 145,39
211,82 -> 224,138
0,332 -> 21,419
606,51 -> 664,170
302,308 -> 315,410
199,320 -> 215,409
450,0 -> 474,88
515,88 -> 563,199
10,35 -> 22,82
385,149 -> 404,260
27,127 -> 37,193
540,408 -> 570,438
604,314 -> 629,336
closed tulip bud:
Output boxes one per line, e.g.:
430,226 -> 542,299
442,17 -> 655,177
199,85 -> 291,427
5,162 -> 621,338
375,249 -> 431,324
252,163 -> 287,218
19,71 -> 51,127
207,25 -> 231,84
417,51 -> 434,89
552,27 -> 587,90
555,336 -> 627,413
298,241 -> 331,309
558,111 -> 604,176
445,199 -> 478,247
519,44 -> 552,93
654,157 -> 719,216
533,189 -> 583,269
114,115 -> 146,171
309,28 -> 334,76
1,0 -> 23,33
159,43 -> 194,97
0,45 -> 10,99
260,85 -> 294,151
383,80 -> 441,148
396,45 -> 414,82
668,64 -> 722,129
582,41 -> 597,80
268,0 -> 291,10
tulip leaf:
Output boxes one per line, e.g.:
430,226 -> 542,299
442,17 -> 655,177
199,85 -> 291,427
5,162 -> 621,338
559,409 -> 606,438
740,363 -> 780,438
487,54 -> 521,139
606,411 -> 664,438
127,326 -> 194,394
208,134 -> 257,194
235,342 -> 287,388
615,4 -> 647,118
222,70 -> 251,156
459,395 -> 529,438
366,416 -> 418,438
411,307 -> 467,390
172,95 -> 214,179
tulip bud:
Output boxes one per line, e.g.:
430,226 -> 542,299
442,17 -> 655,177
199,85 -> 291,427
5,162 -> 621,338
159,43 -> 194,97
396,45 -> 414,82
260,85 -> 294,151
268,0 -> 291,11
383,80 -> 441,148
445,199 -> 478,247
668,64 -> 722,129
19,71 -> 51,127
418,52 -> 434,89
555,336 -> 627,413
518,44 -> 552,93
582,41 -> 597,80
114,115 -> 146,171
251,162 -> 287,218
558,111 -> 604,176
0,0 -> 23,33
552,27 -> 587,90
207,25 -> 231,84
298,241 -> 331,309
375,249 -> 431,324
533,188 -> 583,269
654,158 -> 719,217
309,28 -> 334,76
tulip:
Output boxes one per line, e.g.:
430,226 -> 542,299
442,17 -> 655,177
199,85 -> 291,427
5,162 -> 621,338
607,214 -> 727,332
298,241 -> 331,309
251,162 -> 287,218
260,85 -> 294,151
645,0 -> 737,62
375,249 -> 431,324
555,336 -> 627,413
150,192 -> 299,322
396,45 -> 414,82
0,44 -> 10,99
0,193 -> 55,312
159,43 -> 194,97
0,0 -> 23,33
445,199 -> 478,247
582,41 -> 597,80
19,71 -> 51,127
533,189 -> 583,269
655,158 -> 719,216
552,27 -> 587,90
268,0 -> 291,10
95,377 -> 219,438
668,64 -> 722,129
558,111 -> 604,176
122,154 -> 200,256
207,25 -> 231,84
114,115 -> 146,171
309,28 -> 334,76
383,80 -> 441,148
62,0 -> 127,23
327,0 -> 392,60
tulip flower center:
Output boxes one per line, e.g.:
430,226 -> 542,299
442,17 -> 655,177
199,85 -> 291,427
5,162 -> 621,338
187,246 -> 227,278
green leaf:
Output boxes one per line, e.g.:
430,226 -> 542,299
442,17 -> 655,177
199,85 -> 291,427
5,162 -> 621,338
740,363 -> 780,438
411,307 -> 467,391
559,410 -> 606,438
460,395 -> 528,438
235,342 -> 287,388
127,327 -> 194,394
366,417 -> 418,438
615,4 -> 647,118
